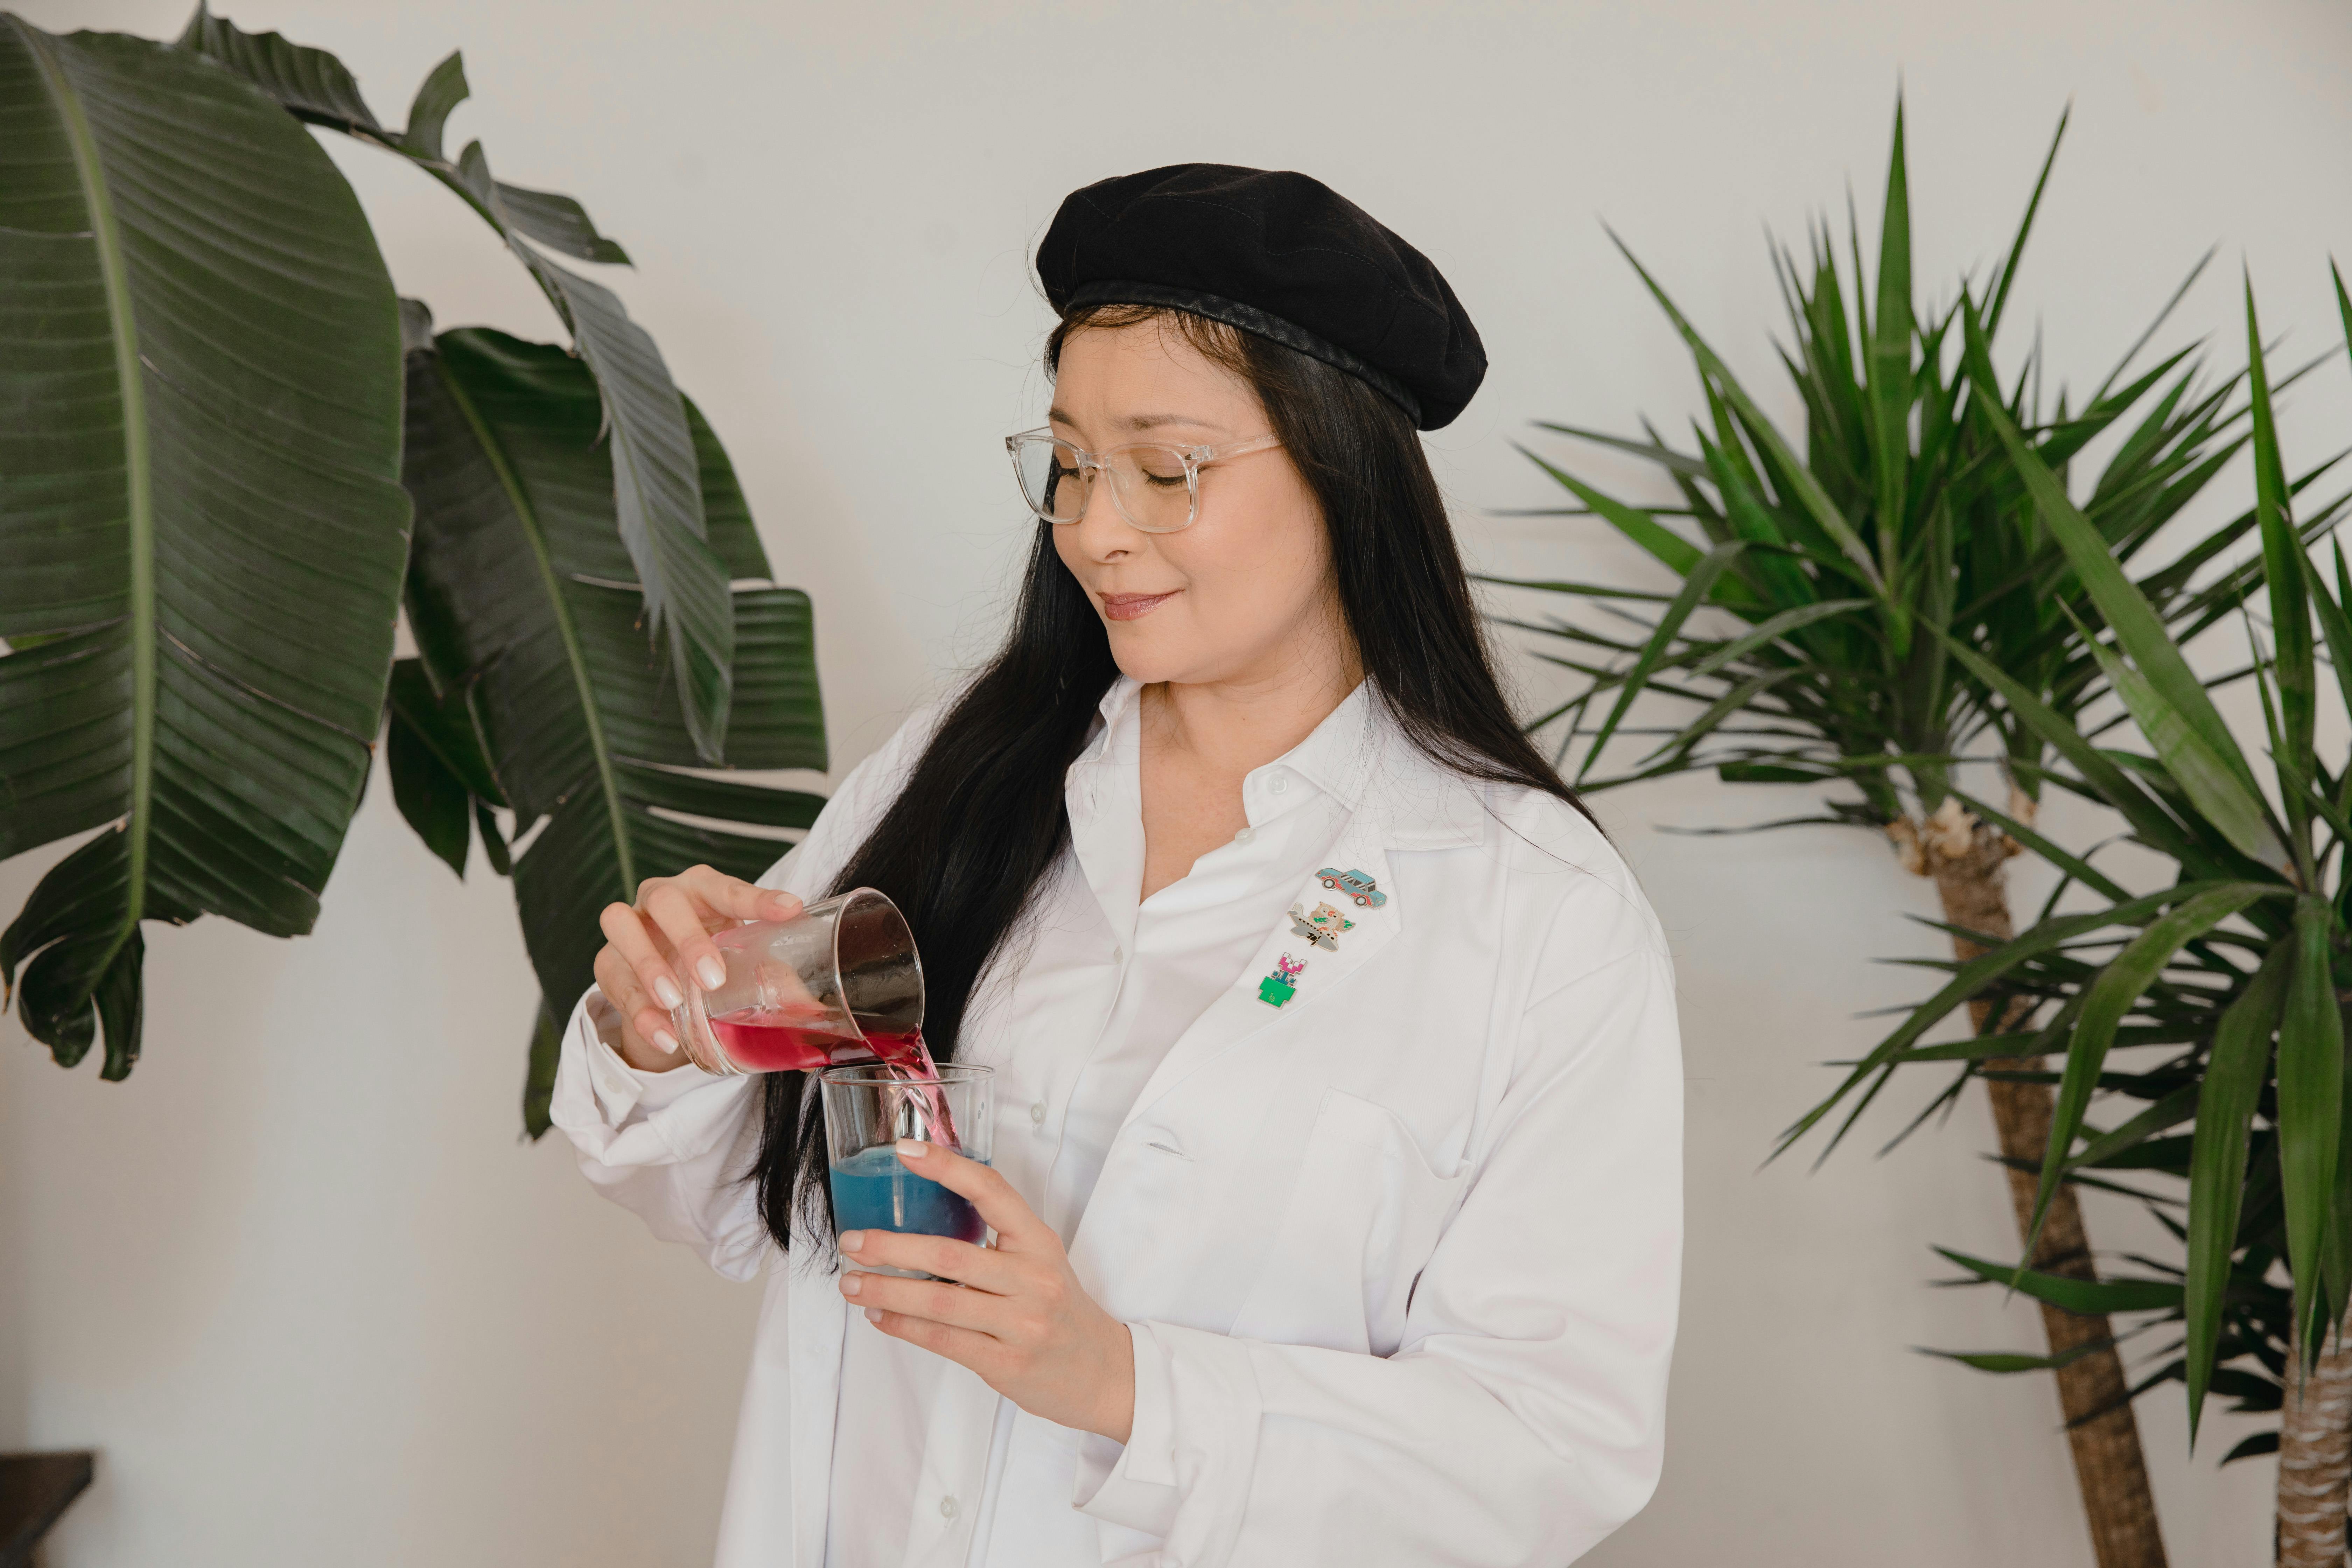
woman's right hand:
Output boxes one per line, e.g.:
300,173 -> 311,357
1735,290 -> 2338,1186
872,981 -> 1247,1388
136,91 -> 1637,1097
593,865 -> 804,1072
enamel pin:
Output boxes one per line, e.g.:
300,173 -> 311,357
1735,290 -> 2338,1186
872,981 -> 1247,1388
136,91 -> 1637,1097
1315,866 -> 1387,909
1258,953 -> 1308,1008
1288,901 -> 1356,952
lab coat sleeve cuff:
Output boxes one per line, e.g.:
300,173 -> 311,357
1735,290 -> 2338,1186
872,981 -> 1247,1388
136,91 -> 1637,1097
578,989 -> 722,1119
552,989 -> 743,1168
1073,1323 -> 1181,1536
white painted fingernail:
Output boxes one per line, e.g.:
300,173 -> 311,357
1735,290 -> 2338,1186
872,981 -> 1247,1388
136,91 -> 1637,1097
764,890 -> 797,915
863,1306 -> 882,1323
698,957 -> 726,990
652,1029 -> 680,1055
653,976 -> 683,1009
841,1273 -> 862,1296
896,1139 -> 930,1161
839,1231 -> 864,1253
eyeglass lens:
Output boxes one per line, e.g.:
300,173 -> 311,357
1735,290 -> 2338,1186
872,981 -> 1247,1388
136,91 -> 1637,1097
1013,439 -> 1194,532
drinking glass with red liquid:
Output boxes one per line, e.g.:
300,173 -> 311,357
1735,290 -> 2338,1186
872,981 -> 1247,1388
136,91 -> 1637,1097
669,888 -> 984,1261
670,887 -> 930,1081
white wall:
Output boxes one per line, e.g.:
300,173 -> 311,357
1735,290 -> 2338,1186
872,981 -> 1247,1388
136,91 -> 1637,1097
7,0 -> 2351,1562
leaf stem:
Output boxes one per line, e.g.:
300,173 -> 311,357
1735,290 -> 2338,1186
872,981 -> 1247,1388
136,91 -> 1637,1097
21,20 -> 152,946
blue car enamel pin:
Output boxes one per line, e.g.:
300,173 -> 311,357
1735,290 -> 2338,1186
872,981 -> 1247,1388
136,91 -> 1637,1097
1315,867 -> 1387,909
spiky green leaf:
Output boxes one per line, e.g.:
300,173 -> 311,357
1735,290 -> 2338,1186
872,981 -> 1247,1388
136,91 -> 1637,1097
2028,883 -> 2275,1249
2185,943 -> 2292,1440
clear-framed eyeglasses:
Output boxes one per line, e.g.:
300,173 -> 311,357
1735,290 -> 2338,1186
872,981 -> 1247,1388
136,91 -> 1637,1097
1004,428 -> 1283,534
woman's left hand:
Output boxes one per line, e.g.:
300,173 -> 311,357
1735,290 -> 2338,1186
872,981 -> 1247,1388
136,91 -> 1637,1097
840,1140 -> 1136,1443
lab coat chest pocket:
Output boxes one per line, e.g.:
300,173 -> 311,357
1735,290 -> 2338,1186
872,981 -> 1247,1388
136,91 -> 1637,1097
1227,1088 -> 1468,1358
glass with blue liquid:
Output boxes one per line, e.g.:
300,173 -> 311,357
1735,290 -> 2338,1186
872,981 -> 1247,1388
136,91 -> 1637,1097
820,1061 -> 994,1280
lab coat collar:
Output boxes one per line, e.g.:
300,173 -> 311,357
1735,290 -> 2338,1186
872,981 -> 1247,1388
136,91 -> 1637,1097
1084,673 -> 1141,752
1066,683 -> 1148,955
1247,678 -> 1379,819
1060,675 -> 1488,993
1085,695 -> 1495,1147
1354,702 -> 1491,852
1071,675 -> 1490,854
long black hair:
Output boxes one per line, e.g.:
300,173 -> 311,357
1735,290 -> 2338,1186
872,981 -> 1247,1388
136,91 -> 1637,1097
753,304 -> 1591,1251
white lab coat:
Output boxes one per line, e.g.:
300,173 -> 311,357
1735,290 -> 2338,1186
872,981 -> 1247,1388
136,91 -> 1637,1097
552,688 -> 1684,1567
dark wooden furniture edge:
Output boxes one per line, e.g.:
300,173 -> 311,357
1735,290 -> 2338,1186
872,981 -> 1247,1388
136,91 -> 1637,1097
0,1452 -> 95,1568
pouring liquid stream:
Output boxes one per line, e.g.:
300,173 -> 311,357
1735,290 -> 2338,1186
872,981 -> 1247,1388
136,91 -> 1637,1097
706,1005 -> 960,1150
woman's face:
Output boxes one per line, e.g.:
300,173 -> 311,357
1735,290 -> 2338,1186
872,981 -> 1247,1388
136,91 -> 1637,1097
1047,321 -> 1346,690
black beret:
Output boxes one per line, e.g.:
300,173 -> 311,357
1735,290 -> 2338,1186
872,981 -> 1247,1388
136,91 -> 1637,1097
1037,164 -> 1487,431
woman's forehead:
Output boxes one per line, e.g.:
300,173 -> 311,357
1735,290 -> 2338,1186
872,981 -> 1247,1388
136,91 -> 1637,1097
1050,321 -> 1256,434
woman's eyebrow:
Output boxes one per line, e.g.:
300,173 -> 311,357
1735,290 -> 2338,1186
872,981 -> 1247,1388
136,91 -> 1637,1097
1045,408 -> 1230,436
1118,412 -> 1226,433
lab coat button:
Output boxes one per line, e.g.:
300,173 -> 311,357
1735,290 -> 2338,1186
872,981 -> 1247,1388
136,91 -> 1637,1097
1269,771 -> 1287,794
1030,1101 -> 1048,1126
939,1494 -> 959,1520
1233,826 -> 1255,843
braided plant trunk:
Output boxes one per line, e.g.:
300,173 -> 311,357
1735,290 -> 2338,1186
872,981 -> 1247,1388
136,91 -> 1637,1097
1891,800 -> 2168,1568
2279,1307 -> 2352,1566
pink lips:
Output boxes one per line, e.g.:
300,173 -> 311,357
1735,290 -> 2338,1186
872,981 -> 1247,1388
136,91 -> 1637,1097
1099,591 -> 1178,622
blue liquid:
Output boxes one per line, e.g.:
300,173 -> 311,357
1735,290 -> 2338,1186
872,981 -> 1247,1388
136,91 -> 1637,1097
828,1146 -> 986,1244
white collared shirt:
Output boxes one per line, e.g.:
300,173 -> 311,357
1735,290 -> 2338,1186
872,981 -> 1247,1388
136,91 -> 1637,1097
552,678 -> 1683,1568
833,676 -> 1372,1565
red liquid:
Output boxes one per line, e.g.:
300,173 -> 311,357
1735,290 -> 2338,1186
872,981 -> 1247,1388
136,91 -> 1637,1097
706,1010 -> 961,1149
707,1005 -> 923,1073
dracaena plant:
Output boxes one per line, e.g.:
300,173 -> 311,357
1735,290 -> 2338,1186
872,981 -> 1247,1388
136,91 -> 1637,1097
1483,100 -> 2315,1563
0,8 -> 823,1132
1791,274 -> 2352,1568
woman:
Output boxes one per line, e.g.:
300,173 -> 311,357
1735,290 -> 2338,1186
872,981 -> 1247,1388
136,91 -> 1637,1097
553,164 -> 1682,1568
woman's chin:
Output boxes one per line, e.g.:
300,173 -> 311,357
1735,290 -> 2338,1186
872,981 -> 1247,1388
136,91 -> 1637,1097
1108,622 -> 1312,692
1109,650 -> 1186,685
1106,644 -> 1208,688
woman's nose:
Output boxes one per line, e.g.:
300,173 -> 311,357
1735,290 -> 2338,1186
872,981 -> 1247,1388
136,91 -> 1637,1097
1068,469 -> 1142,558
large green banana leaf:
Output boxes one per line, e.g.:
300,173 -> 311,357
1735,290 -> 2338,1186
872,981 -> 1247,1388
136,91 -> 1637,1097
0,18 -> 409,1076
175,5 -> 740,763
399,327 -> 826,1134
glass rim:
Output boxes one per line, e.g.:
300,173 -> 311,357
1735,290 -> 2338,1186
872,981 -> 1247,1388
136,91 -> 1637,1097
831,885 -> 923,1039
1005,426 -> 1276,457
818,1061 -> 994,1087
